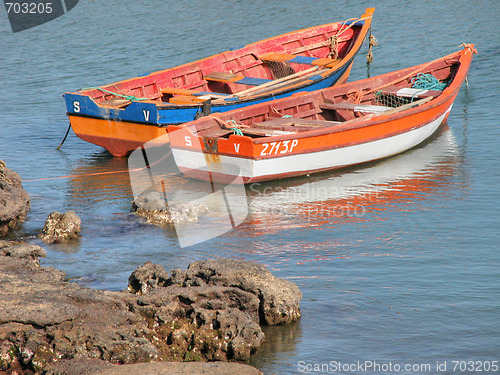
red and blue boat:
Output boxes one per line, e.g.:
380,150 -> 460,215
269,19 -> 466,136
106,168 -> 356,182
63,8 -> 374,156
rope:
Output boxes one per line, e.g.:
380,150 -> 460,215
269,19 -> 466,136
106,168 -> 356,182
23,150 -> 172,182
459,43 -> 477,55
208,115 -> 249,135
334,15 -> 372,38
366,32 -> 378,64
230,127 -> 244,136
225,119 -> 245,135
56,123 -> 72,150
328,35 -> 339,59
411,73 -> 447,91
79,87 -> 149,101
346,89 -> 365,104
327,15 -> 373,59
271,108 -> 293,118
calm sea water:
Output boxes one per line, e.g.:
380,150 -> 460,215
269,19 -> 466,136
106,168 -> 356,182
1,1 -> 499,374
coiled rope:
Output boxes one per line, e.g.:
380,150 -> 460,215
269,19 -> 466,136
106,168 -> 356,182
208,115 -> 249,135
411,73 -> 447,91
224,120 -> 244,135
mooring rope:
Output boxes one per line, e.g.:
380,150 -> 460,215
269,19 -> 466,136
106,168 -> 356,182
22,149 -> 172,182
328,35 -> 339,59
326,14 -> 373,59
366,32 -> 378,64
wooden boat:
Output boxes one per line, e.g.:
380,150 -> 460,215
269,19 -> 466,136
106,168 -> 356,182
63,8 -> 374,157
166,44 -> 476,184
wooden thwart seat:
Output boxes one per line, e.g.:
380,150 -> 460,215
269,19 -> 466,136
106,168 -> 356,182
319,102 -> 393,113
259,52 -> 338,67
380,86 -> 442,99
204,72 -> 272,86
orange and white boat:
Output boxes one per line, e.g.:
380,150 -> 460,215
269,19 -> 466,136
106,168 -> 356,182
166,44 -> 476,184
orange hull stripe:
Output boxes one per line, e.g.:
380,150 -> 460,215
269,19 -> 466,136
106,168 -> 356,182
69,116 -> 168,156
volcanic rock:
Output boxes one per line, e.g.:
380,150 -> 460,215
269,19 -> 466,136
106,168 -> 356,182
0,160 -> 30,237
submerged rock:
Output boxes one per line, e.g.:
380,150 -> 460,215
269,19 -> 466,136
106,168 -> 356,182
0,160 -> 30,237
0,239 -> 46,260
40,210 -> 81,243
133,191 -> 209,225
0,242 -> 300,373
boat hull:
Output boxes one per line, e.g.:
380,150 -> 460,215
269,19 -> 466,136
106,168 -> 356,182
166,45 -> 475,184
66,63 -> 351,157
172,104 -> 452,184
68,115 -> 169,157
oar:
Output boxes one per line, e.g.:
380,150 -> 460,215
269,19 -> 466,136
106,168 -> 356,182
245,68 -> 328,97
225,66 -> 320,99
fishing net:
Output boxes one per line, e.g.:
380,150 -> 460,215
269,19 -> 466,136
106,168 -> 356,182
266,61 -> 295,79
375,73 -> 447,108
375,91 -> 412,108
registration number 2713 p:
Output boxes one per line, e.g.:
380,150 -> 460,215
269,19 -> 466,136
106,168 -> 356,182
260,140 -> 298,156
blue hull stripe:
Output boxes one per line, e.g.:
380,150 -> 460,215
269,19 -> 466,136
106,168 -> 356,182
64,61 -> 352,127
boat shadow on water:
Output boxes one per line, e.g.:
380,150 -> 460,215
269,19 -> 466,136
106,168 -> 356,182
61,124 -> 465,249
238,124 -> 466,236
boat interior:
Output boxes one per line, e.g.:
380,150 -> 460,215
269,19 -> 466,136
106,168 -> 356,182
77,22 -> 365,108
190,55 -> 460,139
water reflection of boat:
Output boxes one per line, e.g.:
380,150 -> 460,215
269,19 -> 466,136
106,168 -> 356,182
239,125 -> 462,234
66,152 -> 134,206
66,125 -> 463,246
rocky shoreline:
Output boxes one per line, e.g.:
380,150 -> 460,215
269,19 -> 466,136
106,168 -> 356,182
0,161 -> 30,237
0,241 -> 301,374
0,162 -> 302,374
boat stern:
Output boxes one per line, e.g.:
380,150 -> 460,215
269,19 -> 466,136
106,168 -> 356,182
168,125 -> 257,184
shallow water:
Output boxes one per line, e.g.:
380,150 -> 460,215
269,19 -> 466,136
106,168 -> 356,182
1,1 -> 499,374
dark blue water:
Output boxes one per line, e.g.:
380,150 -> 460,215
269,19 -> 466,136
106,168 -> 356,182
1,1 -> 499,374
